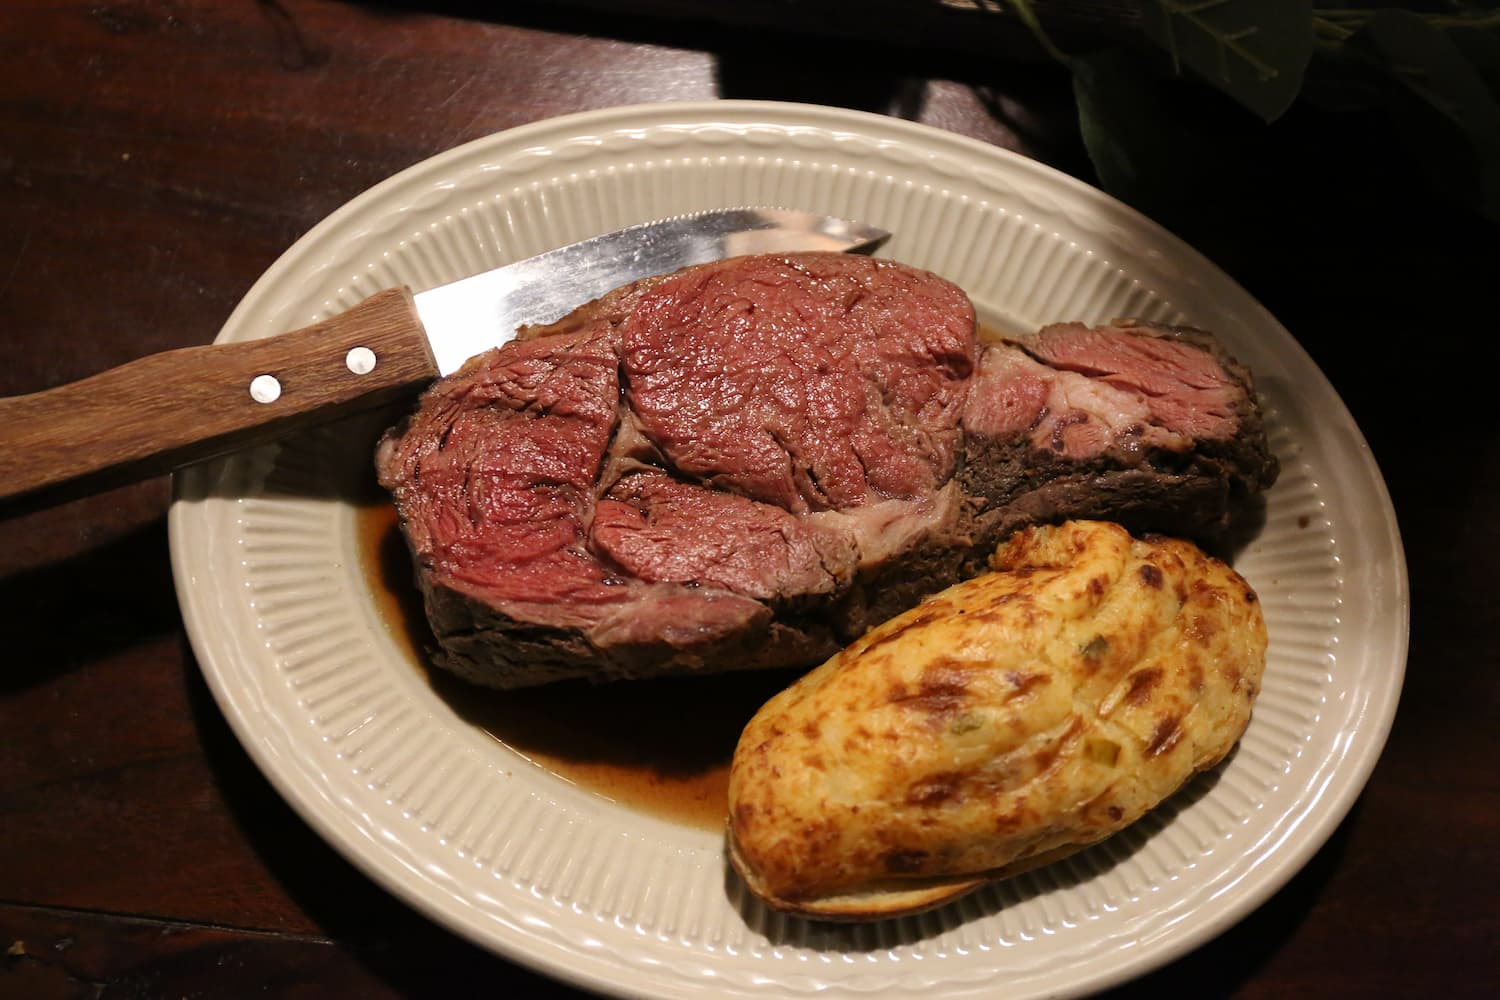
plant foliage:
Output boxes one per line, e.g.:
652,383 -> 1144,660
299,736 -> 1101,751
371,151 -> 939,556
1010,0 -> 1500,221
1139,0 -> 1315,121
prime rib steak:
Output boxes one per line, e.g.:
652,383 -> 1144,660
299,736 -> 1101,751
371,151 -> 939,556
375,252 -> 1278,688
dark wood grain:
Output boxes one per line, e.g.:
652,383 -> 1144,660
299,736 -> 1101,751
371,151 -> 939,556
2,1 -> 1497,997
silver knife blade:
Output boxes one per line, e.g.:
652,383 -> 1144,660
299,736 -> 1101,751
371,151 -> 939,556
413,207 -> 889,375
0,206 -> 888,508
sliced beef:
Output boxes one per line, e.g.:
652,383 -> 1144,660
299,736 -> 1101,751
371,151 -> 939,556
960,319 -> 1277,541
376,324 -> 622,623
376,253 -> 1277,688
620,253 -> 975,512
592,470 -> 858,602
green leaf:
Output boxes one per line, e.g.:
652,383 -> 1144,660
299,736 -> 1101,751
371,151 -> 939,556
1138,0 -> 1315,122
1073,49 -> 1179,200
1347,9 -> 1500,220
1071,48 -> 1249,222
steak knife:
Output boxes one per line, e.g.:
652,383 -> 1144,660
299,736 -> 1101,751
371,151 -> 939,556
0,207 -> 887,505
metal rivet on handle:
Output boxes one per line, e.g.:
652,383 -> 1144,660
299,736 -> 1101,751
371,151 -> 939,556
346,346 -> 377,375
249,374 -> 281,404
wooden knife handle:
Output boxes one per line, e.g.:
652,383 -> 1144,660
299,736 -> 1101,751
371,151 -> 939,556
0,288 -> 437,506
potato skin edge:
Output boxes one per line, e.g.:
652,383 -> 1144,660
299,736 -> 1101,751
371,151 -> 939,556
726,520 -> 1267,919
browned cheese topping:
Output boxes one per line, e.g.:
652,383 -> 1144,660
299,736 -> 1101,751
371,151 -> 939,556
727,519 -> 1267,919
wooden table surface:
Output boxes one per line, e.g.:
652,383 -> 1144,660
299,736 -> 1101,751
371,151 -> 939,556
2,2 -> 1496,997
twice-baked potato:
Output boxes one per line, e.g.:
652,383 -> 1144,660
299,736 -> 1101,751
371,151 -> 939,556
727,519 -> 1267,920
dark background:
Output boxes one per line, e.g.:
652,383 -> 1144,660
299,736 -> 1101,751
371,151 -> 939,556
1,1 -> 1496,996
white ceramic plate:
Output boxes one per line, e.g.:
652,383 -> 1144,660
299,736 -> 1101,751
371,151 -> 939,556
169,101 -> 1408,999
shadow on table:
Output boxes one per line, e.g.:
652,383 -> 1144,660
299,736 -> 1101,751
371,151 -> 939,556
182,638 -> 596,998
0,514 -> 179,694
1101,803 -> 1358,997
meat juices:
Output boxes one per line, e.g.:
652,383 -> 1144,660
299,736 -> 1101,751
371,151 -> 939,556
375,253 -> 1277,689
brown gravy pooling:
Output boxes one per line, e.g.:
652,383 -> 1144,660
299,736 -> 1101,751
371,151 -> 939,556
354,497 -> 796,832
352,315 -> 1021,830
